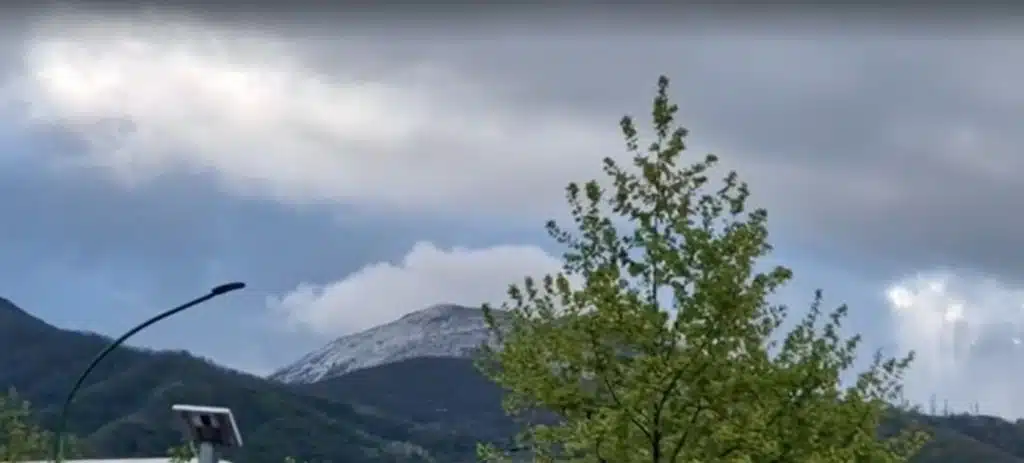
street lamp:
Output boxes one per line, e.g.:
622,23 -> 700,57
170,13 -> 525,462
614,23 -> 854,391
50,282 -> 247,463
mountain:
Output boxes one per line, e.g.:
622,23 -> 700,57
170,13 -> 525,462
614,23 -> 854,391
271,304 -> 499,383
297,355 -> 1024,463
297,357 -> 517,444
0,297 -> 478,463
9,294 -> 1024,463
281,303 -> 1024,463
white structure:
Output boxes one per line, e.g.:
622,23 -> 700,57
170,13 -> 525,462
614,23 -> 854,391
171,404 -> 243,463
23,460 -> 233,463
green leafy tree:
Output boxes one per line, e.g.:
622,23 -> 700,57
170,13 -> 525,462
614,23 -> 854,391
167,442 -> 196,463
0,389 -> 82,462
478,76 -> 929,462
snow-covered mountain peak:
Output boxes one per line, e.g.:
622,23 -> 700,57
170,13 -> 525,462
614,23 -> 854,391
400,303 -> 482,323
270,303 -> 502,384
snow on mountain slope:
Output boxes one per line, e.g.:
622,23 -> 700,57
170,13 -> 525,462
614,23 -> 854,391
270,303 -> 503,384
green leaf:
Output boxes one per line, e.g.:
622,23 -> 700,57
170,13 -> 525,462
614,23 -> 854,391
475,76 -> 928,463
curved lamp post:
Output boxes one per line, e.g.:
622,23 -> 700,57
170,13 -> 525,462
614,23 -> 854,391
50,282 -> 247,463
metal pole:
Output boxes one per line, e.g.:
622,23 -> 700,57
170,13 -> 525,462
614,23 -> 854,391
50,282 -> 246,463
197,442 -> 217,463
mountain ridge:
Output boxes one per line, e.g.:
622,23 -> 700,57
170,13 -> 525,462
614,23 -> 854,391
279,302 -> 1024,463
0,295 -> 51,330
270,303 -> 503,384
0,298 -> 479,463
5,296 -> 1024,462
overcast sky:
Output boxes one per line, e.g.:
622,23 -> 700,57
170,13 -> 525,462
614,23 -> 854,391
2,6 -> 1023,417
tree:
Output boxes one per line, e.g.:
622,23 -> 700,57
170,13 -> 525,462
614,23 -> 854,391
478,76 -> 929,462
0,389 -> 82,462
167,442 -> 196,463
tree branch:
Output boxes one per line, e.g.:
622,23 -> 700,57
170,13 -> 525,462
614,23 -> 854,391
583,318 -> 654,446
669,403 -> 706,462
600,374 -> 653,443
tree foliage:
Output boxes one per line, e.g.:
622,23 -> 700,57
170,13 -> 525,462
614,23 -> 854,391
478,76 -> 929,462
0,388 -> 82,462
167,442 -> 196,463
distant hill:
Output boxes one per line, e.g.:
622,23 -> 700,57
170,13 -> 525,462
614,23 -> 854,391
297,357 -> 516,444
9,295 -> 1024,463
0,297 -> 478,463
283,305 -> 1024,463
271,304 -> 499,383
302,355 -> 1024,462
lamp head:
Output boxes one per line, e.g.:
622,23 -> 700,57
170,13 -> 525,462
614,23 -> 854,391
210,282 -> 246,295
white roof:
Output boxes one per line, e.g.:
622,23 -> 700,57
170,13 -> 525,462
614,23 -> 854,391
22,459 -> 232,463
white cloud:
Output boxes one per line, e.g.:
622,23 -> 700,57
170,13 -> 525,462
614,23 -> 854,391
269,241 -> 563,336
885,270 -> 1024,417
11,12 -> 612,219
14,13 -> 1018,236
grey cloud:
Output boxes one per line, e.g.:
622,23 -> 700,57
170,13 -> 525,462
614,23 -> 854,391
318,28 -> 1024,284
6,13 -> 1024,376
0,127 -> 544,371
12,15 -> 1023,284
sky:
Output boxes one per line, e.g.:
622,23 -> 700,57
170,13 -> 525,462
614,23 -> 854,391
1,5 -> 1024,416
